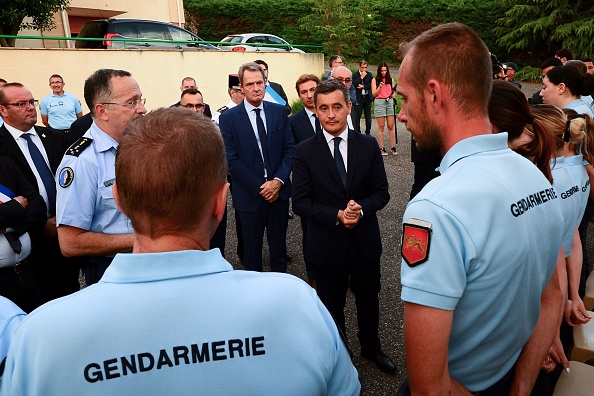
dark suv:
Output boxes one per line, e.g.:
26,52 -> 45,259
75,19 -> 218,50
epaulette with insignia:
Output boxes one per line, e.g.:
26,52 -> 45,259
217,106 -> 229,114
66,137 -> 93,157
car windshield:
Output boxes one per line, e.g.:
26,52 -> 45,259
221,36 -> 243,43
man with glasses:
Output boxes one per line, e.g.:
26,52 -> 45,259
329,66 -> 355,130
171,77 -> 212,118
39,74 -> 83,133
0,82 -> 81,305
179,88 -> 207,114
56,69 -> 146,285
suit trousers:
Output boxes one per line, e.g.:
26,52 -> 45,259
355,96 -> 373,135
314,233 -> 381,355
237,197 -> 289,272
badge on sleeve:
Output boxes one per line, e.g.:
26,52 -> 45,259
402,218 -> 432,267
58,167 -> 74,188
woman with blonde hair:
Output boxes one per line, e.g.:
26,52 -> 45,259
371,62 -> 397,155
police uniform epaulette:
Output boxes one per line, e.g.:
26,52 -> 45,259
217,106 -> 229,113
66,137 -> 93,157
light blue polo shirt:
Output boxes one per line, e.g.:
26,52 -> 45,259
401,133 -> 563,392
564,154 -> 590,216
551,157 -> 583,257
0,250 -> 360,395
55,122 -> 131,235
39,91 -> 83,130
565,98 -> 594,118
0,296 -> 25,361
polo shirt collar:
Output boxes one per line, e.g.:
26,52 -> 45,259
440,132 -> 509,174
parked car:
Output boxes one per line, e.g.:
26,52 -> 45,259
219,33 -> 304,53
75,19 -> 219,51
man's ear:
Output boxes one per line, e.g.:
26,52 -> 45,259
213,183 -> 229,223
112,182 -> 126,215
426,79 -> 443,114
94,103 -> 110,122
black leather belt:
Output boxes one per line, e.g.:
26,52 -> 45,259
0,259 -> 28,276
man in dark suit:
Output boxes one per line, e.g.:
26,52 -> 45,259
289,73 -> 321,286
254,60 -> 292,115
0,156 -> 47,312
292,79 -> 395,373
0,83 -> 80,303
352,60 -> 374,135
220,62 -> 294,273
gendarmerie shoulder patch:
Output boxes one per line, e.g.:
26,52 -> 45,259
217,106 -> 229,113
66,137 -> 93,157
402,218 -> 432,267
58,167 -> 74,188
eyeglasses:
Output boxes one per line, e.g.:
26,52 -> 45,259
1,100 -> 39,109
50,81 -> 64,85
102,98 -> 146,109
182,103 -> 207,109
333,77 -> 352,84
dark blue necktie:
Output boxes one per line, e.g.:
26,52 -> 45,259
333,137 -> 347,188
254,108 -> 272,179
21,133 -> 55,216
313,113 -> 322,134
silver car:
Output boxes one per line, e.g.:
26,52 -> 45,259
219,33 -> 304,53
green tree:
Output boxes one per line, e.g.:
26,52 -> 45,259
0,0 -> 69,47
496,0 -> 594,58
298,0 -> 381,58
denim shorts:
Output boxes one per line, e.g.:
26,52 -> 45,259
374,98 -> 395,117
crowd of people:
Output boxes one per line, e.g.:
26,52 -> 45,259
0,22 -> 593,394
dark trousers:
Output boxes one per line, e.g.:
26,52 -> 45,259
300,217 -> 315,280
410,160 -> 441,200
354,97 -> 372,135
31,235 -> 80,303
237,197 -> 289,272
209,205 -> 227,257
82,256 -> 114,286
0,263 -> 42,313
314,235 -> 381,355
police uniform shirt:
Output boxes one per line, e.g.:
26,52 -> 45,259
565,99 -> 594,118
212,100 -> 238,128
0,249 -> 360,395
0,296 -> 25,361
39,92 -> 83,130
400,133 -> 563,392
564,154 -> 590,214
55,122 -> 131,235
551,157 -> 582,257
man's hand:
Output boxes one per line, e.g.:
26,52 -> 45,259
259,179 -> 282,203
338,200 -> 362,229
13,196 -> 28,209
542,333 -> 569,373
43,216 -> 58,238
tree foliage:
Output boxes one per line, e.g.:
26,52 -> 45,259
298,0 -> 381,58
0,0 -> 69,47
496,0 -> 594,58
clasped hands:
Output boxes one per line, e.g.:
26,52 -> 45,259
259,179 -> 282,203
338,200 -> 362,229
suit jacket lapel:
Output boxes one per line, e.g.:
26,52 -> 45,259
238,103 -> 261,155
0,125 -> 30,172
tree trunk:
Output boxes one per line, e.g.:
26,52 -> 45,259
0,20 -> 24,47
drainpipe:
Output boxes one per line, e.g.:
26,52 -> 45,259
176,0 -> 183,27
60,7 -> 72,48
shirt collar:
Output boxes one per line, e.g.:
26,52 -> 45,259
4,122 -> 36,140
101,249 -> 233,284
244,99 -> 263,112
304,108 -> 316,119
440,133 -> 509,174
89,121 -> 119,153
323,127 -> 349,145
